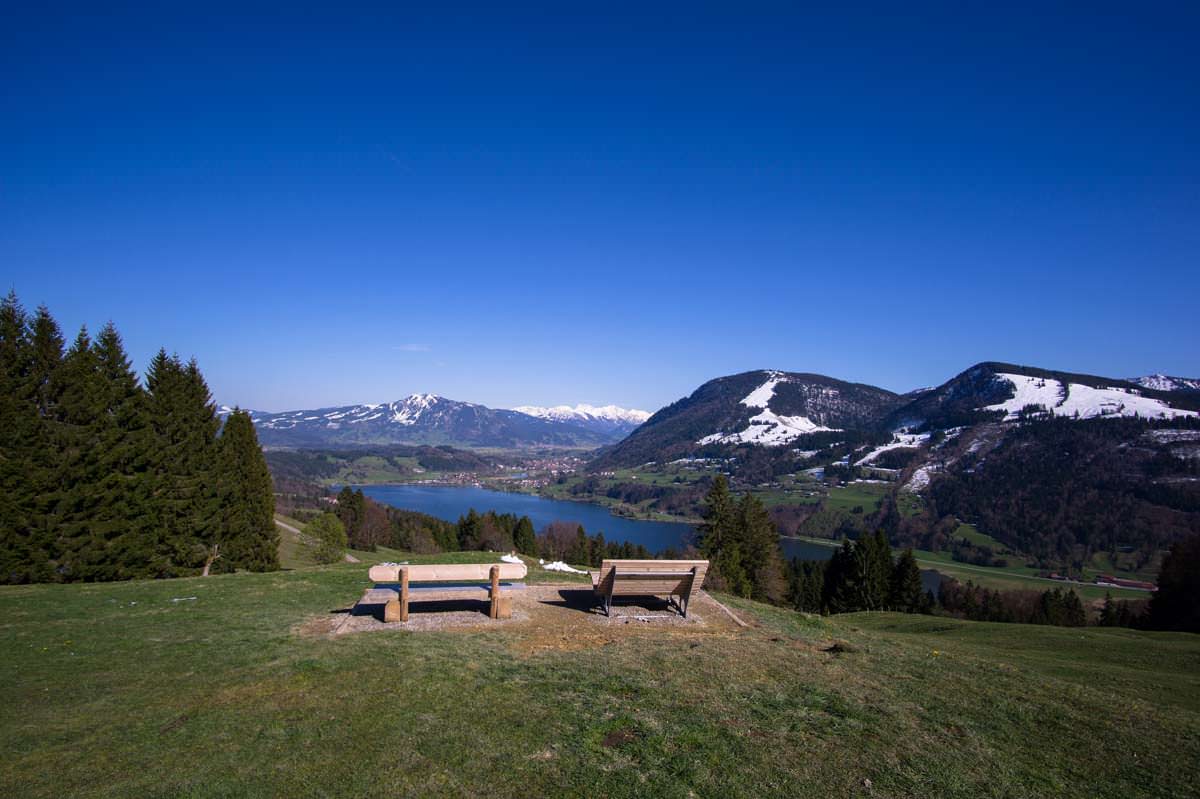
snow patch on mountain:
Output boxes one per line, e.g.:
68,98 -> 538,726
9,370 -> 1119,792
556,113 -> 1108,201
855,432 -> 930,466
697,371 -> 838,447
1130,374 -> 1200,392
512,404 -> 651,425
983,373 -> 1195,421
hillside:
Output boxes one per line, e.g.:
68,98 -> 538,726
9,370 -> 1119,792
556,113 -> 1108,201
581,363 -> 1200,575
1,560 -> 1198,798
591,370 -> 900,470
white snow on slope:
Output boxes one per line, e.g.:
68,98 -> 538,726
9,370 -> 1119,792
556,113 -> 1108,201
741,372 -> 785,409
855,432 -> 930,466
697,371 -> 838,447
903,465 -> 937,492
1130,374 -> 1200,392
512,404 -> 651,424
983,373 -> 1195,421
539,559 -> 587,574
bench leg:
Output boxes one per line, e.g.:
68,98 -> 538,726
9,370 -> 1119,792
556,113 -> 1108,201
400,568 -> 410,622
489,565 -> 500,619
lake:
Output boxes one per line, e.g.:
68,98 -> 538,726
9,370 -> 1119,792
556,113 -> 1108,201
359,484 -> 943,593
358,484 -> 697,553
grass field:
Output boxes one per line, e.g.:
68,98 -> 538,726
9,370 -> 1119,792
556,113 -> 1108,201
2,552 -> 1197,798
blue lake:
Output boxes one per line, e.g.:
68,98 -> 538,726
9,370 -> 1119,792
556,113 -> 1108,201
359,484 -> 943,593
358,484 -> 696,553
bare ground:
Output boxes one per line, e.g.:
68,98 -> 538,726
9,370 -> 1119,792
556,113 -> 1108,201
296,584 -> 751,650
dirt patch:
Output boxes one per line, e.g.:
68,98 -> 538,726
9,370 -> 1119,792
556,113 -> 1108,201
296,584 -> 747,650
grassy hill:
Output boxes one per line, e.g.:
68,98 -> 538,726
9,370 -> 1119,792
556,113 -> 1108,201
1,558 -> 1197,798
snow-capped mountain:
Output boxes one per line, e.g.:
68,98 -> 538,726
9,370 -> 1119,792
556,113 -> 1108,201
1129,374 -> 1200,393
511,404 -> 650,437
884,363 -> 1198,431
223,394 -> 630,449
591,370 -> 900,469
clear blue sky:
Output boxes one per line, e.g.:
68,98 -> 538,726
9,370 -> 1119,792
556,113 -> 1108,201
4,3 -> 1198,412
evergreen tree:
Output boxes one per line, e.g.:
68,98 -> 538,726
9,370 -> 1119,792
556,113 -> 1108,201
513,516 -> 536,555
0,295 -> 283,583
457,508 -> 480,550
736,492 -> 786,603
1147,534 -> 1200,632
824,539 -> 858,613
890,548 -> 924,612
698,475 -> 749,596
1099,592 -> 1117,627
215,410 -> 278,573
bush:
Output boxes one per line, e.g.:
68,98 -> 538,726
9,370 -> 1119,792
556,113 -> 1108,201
306,513 -> 348,564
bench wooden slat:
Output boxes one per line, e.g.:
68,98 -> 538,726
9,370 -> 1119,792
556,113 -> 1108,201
591,559 -> 709,618
369,562 -> 527,583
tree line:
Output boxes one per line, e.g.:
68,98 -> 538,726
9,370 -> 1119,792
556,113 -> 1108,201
0,294 -> 277,583
306,487 -> 665,565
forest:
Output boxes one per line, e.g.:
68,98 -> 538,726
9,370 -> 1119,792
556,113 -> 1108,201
0,293 -> 277,583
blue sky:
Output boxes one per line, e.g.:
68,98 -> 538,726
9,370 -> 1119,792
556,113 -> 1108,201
4,3 -> 1198,412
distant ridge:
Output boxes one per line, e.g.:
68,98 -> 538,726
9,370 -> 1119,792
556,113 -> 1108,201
220,395 -> 644,449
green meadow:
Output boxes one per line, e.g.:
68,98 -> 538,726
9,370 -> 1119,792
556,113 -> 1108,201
2,551 -> 1197,798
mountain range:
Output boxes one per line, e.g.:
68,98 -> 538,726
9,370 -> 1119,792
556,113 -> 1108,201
594,363 -> 1199,470
224,395 -> 649,449
589,362 -> 1200,569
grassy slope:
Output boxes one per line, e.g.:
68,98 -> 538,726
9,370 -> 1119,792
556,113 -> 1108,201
1,561 -> 1198,798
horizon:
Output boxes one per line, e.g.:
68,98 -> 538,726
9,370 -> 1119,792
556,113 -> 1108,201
5,4 -> 1199,411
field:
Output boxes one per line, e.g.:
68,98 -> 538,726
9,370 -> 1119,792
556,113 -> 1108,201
2,550 -> 1198,798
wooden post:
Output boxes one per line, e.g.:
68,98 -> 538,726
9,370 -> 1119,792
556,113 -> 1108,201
489,565 -> 500,619
400,566 -> 410,622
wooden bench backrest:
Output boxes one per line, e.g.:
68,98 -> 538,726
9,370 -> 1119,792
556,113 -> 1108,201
368,562 -> 527,583
595,559 -> 708,596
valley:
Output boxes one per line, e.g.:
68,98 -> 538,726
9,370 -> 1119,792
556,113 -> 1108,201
261,361 -> 1200,604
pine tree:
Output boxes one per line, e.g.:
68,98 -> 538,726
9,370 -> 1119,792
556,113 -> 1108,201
1099,592 -> 1117,627
215,410 -> 278,573
1147,534 -> 1200,632
824,539 -> 858,613
736,492 -> 786,603
513,516 -> 536,555
890,548 -> 924,612
0,293 -> 38,582
698,475 -> 749,596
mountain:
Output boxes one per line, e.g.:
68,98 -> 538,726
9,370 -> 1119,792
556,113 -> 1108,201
1129,374 -> 1200,393
511,404 -> 650,437
587,363 -> 1200,570
222,394 -> 625,449
591,370 -> 901,469
885,362 -> 1199,431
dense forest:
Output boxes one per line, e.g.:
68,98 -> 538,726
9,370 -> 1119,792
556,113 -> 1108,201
923,416 -> 1200,569
0,294 -> 277,583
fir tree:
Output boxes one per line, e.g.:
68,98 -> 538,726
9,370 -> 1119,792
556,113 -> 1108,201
736,492 -> 786,603
890,548 -> 924,612
513,516 -> 536,555
215,410 -> 278,573
698,475 -> 750,596
1147,534 -> 1200,632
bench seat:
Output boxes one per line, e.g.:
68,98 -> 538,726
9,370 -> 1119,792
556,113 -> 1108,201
368,562 -> 527,622
589,559 -> 708,617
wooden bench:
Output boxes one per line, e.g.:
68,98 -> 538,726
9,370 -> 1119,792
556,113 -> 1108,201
367,562 -> 528,622
588,559 -> 708,618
